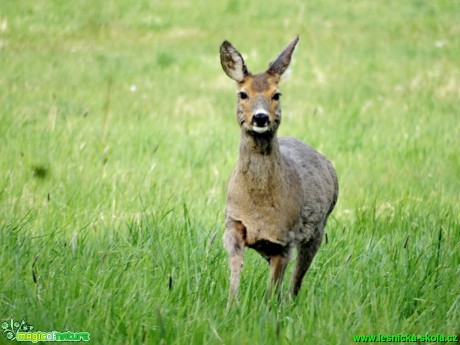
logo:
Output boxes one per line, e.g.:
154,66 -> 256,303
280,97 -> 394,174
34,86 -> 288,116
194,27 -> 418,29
2,319 -> 90,343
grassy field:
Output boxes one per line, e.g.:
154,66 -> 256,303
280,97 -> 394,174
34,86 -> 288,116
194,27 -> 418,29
1,1 -> 459,344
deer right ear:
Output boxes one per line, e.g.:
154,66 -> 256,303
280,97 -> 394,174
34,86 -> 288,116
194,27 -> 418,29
267,36 -> 299,81
220,40 -> 249,82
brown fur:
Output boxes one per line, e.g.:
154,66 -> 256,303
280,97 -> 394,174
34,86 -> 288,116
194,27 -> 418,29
220,37 -> 338,306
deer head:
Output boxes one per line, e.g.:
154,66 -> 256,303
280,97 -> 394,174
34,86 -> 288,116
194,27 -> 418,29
220,36 -> 299,137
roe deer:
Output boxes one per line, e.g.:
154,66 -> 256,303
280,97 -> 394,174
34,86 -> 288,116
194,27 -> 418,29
220,36 -> 338,306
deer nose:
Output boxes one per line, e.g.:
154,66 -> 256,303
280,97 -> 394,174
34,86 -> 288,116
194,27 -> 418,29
252,113 -> 269,127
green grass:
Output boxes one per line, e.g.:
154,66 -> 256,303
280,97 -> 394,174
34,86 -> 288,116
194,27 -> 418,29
1,1 -> 459,344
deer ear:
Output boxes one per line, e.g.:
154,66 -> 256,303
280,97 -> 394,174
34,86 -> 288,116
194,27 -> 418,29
267,36 -> 299,80
220,40 -> 249,82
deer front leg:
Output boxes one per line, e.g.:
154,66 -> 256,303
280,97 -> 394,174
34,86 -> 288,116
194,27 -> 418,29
223,221 -> 246,308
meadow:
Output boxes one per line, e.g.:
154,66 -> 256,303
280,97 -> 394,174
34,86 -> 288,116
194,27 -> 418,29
0,1 -> 459,344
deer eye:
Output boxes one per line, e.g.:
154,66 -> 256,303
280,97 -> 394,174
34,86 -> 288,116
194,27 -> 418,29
238,91 -> 248,100
272,92 -> 282,101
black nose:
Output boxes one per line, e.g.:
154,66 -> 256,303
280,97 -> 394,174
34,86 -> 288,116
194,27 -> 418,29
252,113 -> 269,127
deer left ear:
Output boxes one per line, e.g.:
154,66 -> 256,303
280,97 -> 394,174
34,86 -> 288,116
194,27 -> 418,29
267,36 -> 299,80
220,40 -> 250,82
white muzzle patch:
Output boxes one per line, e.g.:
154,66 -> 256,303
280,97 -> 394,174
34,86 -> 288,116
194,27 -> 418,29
252,125 -> 269,133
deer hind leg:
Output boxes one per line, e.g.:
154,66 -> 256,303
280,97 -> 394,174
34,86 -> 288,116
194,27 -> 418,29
267,253 -> 290,299
291,225 -> 324,297
223,221 -> 246,307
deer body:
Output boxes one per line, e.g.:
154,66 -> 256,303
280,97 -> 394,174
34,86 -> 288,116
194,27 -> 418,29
220,37 -> 338,305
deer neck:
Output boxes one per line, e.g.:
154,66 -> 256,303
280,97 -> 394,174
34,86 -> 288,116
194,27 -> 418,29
237,131 -> 283,191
